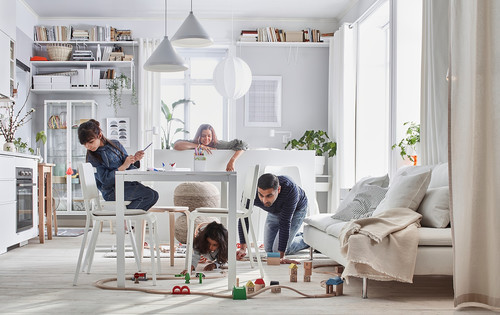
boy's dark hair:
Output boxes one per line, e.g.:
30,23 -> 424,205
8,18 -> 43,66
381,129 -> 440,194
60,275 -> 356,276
257,173 -> 279,191
77,119 -> 124,163
193,221 -> 228,265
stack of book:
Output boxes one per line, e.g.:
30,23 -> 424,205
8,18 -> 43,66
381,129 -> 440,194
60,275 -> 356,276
73,50 -> 94,61
34,26 -> 71,41
71,29 -> 90,41
240,30 -> 258,42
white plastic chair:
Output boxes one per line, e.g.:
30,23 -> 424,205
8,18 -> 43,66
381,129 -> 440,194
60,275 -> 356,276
185,164 -> 264,278
73,162 -> 160,286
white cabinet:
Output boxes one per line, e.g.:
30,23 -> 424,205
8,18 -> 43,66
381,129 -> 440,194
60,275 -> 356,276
0,30 -> 14,99
43,100 -> 97,214
0,153 -> 38,254
0,0 -> 16,40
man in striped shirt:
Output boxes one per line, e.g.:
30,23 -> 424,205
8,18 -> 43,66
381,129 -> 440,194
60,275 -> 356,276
237,173 -> 309,264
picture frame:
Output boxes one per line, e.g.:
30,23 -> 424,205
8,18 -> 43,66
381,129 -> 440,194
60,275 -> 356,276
106,117 -> 130,148
245,76 -> 282,127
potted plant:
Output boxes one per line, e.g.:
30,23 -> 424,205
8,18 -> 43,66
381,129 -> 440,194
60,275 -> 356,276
285,130 -> 337,174
35,130 -> 47,158
0,93 -> 35,152
107,73 -> 138,113
13,137 -> 28,153
392,121 -> 420,165
160,99 -> 195,149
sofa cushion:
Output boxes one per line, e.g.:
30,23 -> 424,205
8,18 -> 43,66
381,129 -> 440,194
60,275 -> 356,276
417,186 -> 450,228
428,163 -> 449,189
373,170 -> 432,216
418,227 -> 452,246
325,221 -> 348,238
332,185 -> 388,221
304,214 -> 344,232
337,174 -> 390,212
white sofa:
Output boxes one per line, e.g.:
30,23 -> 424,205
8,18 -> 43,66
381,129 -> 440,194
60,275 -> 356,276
303,163 -> 453,298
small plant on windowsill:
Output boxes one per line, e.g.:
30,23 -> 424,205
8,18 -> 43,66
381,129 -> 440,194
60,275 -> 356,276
107,73 -> 138,113
160,99 -> 195,149
392,121 -> 420,164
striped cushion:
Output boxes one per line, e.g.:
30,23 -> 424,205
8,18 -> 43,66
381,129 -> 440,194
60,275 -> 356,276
332,185 -> 388,221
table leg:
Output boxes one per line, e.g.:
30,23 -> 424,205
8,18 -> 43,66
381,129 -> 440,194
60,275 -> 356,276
169,211 -> 175,267
38,168 -> 45,244
116,174 -> 125,287
227,174 -> 237,290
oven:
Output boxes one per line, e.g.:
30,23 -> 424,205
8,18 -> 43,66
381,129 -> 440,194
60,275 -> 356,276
16,167 -> 35,233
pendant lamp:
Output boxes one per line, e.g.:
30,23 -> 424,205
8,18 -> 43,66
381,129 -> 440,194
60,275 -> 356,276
171,0 -> 213,47
143,0 -> 188,72
213,51 -> 252,100
212,3 -> 252,100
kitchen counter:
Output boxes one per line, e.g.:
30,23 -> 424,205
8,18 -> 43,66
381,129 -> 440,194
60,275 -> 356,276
0,150 -> 42,160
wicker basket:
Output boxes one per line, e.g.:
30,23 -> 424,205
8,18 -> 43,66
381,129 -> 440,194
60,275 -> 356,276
47,44 -> 73,61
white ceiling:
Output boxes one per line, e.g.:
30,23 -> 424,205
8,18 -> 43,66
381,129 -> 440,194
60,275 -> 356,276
22,0 -> 357,20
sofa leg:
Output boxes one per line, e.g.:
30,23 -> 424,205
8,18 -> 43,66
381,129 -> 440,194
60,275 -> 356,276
362,277 -> 368,299
310,247 -> 314,260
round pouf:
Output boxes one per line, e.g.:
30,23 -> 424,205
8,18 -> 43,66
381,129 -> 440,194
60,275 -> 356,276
174,182 -> 221,244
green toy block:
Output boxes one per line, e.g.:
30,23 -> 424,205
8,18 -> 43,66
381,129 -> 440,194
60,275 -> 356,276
232,286 -> 247,300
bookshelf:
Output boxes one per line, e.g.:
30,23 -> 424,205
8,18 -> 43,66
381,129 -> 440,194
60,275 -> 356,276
236,41 -> 330,48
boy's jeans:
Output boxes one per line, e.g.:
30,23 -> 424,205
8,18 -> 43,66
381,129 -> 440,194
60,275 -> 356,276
264,205 -> 309,255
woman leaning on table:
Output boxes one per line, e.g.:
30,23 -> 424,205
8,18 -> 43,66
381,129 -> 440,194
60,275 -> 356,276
173,123 -> 248,171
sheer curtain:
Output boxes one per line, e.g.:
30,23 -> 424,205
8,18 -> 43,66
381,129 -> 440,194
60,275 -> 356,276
328,23 -> 356,212
420,0 -> 449,165
138,38 -> 162,169
450,0 -> 500,309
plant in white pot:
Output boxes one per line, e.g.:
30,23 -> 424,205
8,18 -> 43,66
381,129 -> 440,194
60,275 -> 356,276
0,94 -> 35,152
285,130 -> 337,174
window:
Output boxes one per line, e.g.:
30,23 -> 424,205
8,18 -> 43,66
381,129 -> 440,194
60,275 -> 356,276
353,0 -> 422,181
160,49 -> 226,145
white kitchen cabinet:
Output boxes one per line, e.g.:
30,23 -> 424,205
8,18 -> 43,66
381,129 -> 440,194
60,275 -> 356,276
0,153 -> 38,254
43,100 -> 97,214
0,30 -> 14,99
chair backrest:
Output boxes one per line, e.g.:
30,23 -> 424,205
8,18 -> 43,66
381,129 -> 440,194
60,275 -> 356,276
263,165 -> 302,186
240,164 -> 260,211
78,162 -> 102,211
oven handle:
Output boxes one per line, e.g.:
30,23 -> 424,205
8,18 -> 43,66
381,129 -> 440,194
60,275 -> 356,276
17,183 -> 36,187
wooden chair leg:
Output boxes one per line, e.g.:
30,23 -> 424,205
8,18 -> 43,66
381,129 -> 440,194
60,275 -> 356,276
169,211 -> 175,267
109,220 -> 114,234
52,203 -> 58,236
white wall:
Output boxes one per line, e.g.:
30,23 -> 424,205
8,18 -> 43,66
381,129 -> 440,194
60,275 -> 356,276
235,46 -> 330,149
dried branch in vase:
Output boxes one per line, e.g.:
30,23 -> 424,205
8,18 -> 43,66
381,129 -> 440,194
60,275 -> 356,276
0,91 -> 35,143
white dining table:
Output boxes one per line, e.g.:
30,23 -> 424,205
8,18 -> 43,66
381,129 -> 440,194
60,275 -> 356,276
115,170 -> 237,290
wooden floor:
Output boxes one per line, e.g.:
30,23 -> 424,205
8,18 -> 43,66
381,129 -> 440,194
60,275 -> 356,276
0,229 -> 489,314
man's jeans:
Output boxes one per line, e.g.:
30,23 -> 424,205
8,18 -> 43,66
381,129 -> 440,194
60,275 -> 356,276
264,205 -> 309,255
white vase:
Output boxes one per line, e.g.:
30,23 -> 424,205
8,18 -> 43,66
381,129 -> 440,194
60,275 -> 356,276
3,142 -> 16,152
315,155 -> 326,175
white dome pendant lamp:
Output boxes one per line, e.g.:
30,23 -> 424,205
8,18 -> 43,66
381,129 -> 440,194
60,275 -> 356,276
143,0 -> 188,72
213,49 -> 252,100
212,2 -> 252,100
171,0 -> 213,47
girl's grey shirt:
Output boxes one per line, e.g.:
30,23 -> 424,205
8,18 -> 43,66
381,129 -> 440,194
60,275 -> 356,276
175,139 -> 248,151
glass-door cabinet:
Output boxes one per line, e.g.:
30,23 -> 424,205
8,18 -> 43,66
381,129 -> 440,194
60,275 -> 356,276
43,100 -> 97,214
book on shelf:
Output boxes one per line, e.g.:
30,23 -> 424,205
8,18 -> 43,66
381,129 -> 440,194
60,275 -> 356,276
34,24 -> 132,42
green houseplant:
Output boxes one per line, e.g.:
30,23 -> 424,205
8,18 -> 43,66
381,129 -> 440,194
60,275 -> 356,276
392,121 -> 420,163
285,130 -> 337,174
285,130 -> 337,157
160,99 -> 195,149
107,73 -> 138,113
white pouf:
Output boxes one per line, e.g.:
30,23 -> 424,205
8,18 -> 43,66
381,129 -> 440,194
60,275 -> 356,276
173,182 -> 221,244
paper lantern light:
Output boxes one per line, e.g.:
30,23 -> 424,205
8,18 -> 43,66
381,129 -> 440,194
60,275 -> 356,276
213,56 -> 252,100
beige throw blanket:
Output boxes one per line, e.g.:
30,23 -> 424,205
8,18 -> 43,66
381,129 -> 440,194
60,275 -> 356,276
339,207 -> 422,283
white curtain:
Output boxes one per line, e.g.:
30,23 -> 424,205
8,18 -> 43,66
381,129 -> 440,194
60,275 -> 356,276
328,23 -> 356,212
138,38 -> 162,169
420,0 -> 449,165
450,0 -> 500,309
